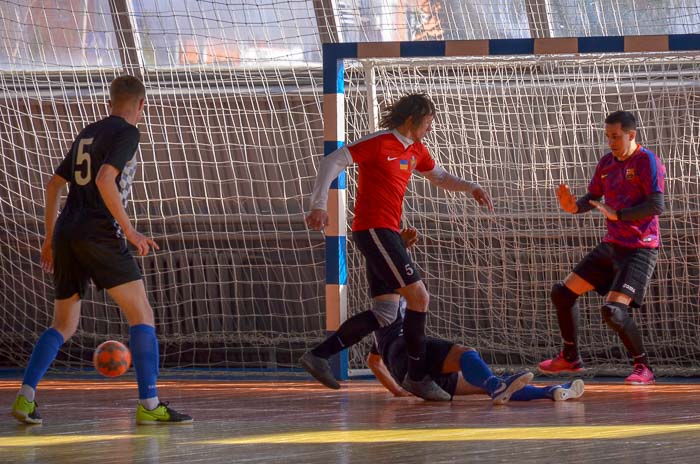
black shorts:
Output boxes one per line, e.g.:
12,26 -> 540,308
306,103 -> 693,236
573,242 -> 658,307
384,337 -> 459,398
352,228 -> 422,297
52,229 -> 142,300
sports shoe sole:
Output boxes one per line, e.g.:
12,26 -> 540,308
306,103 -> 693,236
553,379 -> 585,401
624,379 -> 656,385
493,372 -> 534,405
299,353 -> 340,390
401,377 -> 451,402
137,418 -> 194,425
538,366 -> 585,375
11,410 -> 42,425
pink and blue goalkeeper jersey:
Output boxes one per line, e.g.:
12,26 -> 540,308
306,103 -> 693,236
588,146 -> 665,249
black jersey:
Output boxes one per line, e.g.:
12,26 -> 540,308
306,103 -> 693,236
371,310 -> 458,396
54,115 -> 140,237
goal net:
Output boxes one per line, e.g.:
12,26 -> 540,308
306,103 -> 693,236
0,0 -> 326,373
0,0 -> 698,377
343,51 -> 700,376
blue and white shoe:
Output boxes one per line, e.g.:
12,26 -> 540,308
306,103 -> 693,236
553,379 -> 585,401
491,371 -> 534,405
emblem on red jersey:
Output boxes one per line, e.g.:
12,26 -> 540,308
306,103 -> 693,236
410,156 -> 417,170
625,168 -> 635,180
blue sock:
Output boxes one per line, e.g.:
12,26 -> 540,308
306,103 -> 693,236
510,385 -> 554,401
22,328 -> 64,389
129,324 -> 159,400
459,350 -> 501,394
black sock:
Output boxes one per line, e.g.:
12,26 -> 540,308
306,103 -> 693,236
621,322 -> 646,360
602,302 -> 647,361
311,310 -> 380,359
403,309 -> 427,381
633,353 -> 650,368
562,341 -> 579,363
552,284 -> 580,362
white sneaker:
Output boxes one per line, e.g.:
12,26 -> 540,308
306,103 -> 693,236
553,379 -> 585,401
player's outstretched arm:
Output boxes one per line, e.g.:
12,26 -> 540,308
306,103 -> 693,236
470,185 -> 493,211
589,200 -> 618,221
40,174 -> 69,273
95,164 -> 159,256
418,166 -> 493,211
367,352 -> 412,397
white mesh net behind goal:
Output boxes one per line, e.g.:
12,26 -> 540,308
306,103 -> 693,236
0,0 -> 326,372
344,52 -> 700,375
1,0 -> 699,377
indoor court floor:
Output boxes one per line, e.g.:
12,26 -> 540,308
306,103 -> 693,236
1,377 -> 700,463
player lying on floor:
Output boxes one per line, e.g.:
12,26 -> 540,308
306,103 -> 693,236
368,306 -> 584,404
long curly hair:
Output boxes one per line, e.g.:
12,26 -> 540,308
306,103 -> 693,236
378,93 -> 435,130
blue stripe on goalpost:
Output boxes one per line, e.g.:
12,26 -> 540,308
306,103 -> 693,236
322,42 -> 355,380
321,33 -> 699,380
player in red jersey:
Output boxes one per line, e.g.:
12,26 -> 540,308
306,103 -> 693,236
301,94 -> 492,401
539,111 -> 665,385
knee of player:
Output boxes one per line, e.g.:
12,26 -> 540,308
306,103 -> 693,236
370,299 -> 401,327
455,345 -> 477,355
51,323 -> 77,340
551,282 -> 578,309
406,290 -> 429,310
600,302 -> 630,332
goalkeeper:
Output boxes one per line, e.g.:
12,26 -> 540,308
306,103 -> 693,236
538,111 -> 665,385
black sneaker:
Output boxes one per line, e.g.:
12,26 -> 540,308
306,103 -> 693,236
299,351 -> 340,389
401,375 -> 451,401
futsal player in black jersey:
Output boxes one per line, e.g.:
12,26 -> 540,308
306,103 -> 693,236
11,76 -> 191,425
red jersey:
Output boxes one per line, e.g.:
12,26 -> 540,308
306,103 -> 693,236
347,130 -> 436,232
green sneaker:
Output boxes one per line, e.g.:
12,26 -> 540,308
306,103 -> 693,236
136,402 -> 192,425
11,395 -> 42,425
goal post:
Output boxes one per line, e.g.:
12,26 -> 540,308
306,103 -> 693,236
323,33 -> 700,379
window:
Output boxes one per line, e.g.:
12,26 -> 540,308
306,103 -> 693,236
336,0 -> 531,42
0,0 -> 120,70
547,0 -> 700,36
132,0 -> 322,68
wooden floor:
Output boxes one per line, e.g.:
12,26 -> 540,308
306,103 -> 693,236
2,378 -> 700,463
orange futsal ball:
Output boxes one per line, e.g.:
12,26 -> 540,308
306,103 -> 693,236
93,340 -> 131,377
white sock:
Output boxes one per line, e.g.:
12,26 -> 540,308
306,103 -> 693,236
140,397 -> 160,410
19,384 -> 35,402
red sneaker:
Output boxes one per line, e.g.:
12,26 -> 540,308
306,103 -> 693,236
538,352 -> 585,374
625,364 -> 655,385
